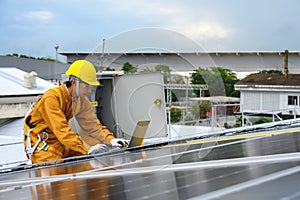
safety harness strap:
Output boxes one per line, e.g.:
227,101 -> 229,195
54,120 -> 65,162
24,128 -> 63,158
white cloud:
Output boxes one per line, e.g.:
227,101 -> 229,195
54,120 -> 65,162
101,0 -> 233,43
21,11 -> 54,21
101,0 -> 183,18
180,22 -> 234,41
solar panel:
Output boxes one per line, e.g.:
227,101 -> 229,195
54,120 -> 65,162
0,128 -> 300,199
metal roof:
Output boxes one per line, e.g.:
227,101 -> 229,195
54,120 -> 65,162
60,51 -> 300,56
236,73 -> 300,87
0,118 -> 28,168
0,67 -> 54,96
0,56 -> 68,80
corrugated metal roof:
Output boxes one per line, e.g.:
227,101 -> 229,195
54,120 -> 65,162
0,67 -> 54,96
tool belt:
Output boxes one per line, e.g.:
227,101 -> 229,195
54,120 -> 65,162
24,115 -> 63,159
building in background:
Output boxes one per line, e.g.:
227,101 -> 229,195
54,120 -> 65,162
60,51 -> 300,76
235,73 -> 300,117
0,67 -> 54,124
0,55 -> 67,81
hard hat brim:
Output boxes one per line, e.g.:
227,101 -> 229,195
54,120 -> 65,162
86,80 -> 100,86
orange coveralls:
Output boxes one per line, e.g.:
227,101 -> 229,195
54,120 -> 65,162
24,84 -> 115,163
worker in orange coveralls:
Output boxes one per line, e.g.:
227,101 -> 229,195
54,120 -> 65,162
24,60 -> 127,164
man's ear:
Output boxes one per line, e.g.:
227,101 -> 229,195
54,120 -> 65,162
71,79 -> 76,85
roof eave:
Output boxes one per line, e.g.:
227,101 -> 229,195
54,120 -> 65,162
235,84 -> 300,89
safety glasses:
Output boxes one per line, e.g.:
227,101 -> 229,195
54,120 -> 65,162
80,81 -> 96,90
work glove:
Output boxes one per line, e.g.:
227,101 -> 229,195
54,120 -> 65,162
88,144 -> 110,154
110,138 -> 128,148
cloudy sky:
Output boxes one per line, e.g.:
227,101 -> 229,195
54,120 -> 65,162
1,0 -> 299,61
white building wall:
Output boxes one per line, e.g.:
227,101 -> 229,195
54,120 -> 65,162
279,93 -> 287,111
262,92 -> 280,111
242,91 -> 261,112
240,89 -> 300,114
283,92 -> 300,115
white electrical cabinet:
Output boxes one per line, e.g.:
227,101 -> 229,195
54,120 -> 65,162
95,72 -> 167,139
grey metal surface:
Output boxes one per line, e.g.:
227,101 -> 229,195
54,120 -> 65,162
0,129 -> 300,200
61,51 -> 300,73
112,73 -> 167,138
0,56 -> 68,80
0,67 -> 54,96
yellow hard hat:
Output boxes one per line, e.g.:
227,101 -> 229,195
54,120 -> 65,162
65,60 -> 100,86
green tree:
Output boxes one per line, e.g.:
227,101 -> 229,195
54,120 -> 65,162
6,53 -> 19,57
154,65 -> 171,83
218,67 -> 240,97
253,117 -> 272,125
20,54 -> 29,58
171,75 -> 185,84
122,62 -> 137,74
234,117 -> 247,127
259,69 -> 282,74
191,102 -> 211,119
5,53 -> 55,62
191,67 -> 239,97
139,64 -> 186,84
168,107 -> 182,123
140,64 -> 173,83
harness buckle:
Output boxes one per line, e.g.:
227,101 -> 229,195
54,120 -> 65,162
25,129 -> 41,158
38,141 -> 49,151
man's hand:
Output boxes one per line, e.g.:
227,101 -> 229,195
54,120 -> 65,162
88,144 -> 110,154
110,138 -> 128,148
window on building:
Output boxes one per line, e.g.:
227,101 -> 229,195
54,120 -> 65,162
288,96 -> 298,105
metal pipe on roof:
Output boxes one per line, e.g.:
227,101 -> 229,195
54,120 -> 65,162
284,50 -> 289,79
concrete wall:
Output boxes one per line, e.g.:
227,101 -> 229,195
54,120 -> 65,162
0,96 -> 38,119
